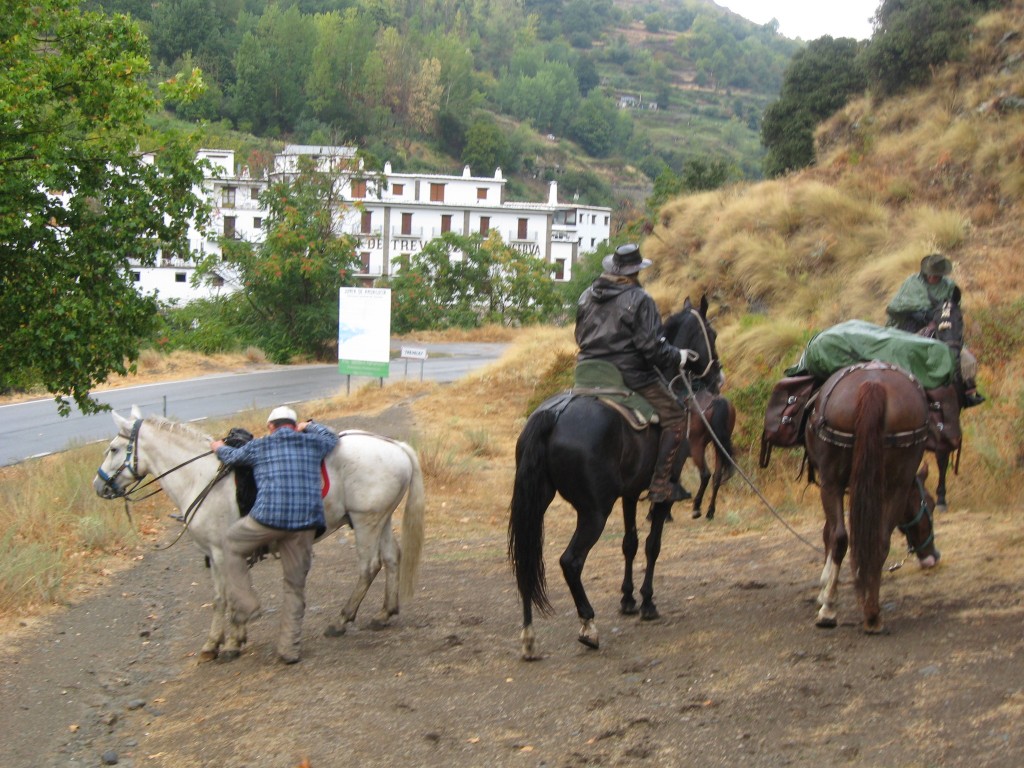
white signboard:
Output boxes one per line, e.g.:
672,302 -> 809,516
400,346 -> 428,360
338,287 -> 391,377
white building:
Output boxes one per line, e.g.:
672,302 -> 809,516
131,145 -> 611,303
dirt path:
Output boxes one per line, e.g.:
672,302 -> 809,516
1,408 -> 1022,768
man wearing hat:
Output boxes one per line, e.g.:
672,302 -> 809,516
575,242 -> 692,503
210,406 -> 339,664
886,253 -> 958,333
887,253 -> 984,407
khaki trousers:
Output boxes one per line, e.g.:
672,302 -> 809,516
223,516 -> 315,660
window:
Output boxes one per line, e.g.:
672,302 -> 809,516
479,216 -> 490,235
392,183 -> 404,195
517,218 -> 528,240
253,217 -> 262,229
401,212 -> 413,235
175,272 -> 187,283
360,252 -> 371,272
553,259 -> 565,281
429,183 -> 445,202
221,187 -> 236,206
131,271 -> 141,282
360,211 -> 372,234
223,216 -> 236,239
604,215 -> 610,225
351,179 -> 367,198
477,187 -> 488,201
440,214 -> 452,234
250,187 -> 260,201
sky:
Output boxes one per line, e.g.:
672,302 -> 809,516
721,1 -> 880,42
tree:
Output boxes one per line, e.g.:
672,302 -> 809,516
761,36 -> 866,177
861,0 -> 979,98
384,233 -> 562,333
199,156 -> 361,362
0,0 -> 206,415
462,117 -> 510,175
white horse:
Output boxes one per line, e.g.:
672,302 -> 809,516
93,406 -> 425,661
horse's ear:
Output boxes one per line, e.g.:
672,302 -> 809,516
700,294 -> 709,316
131,404 -> 143,419
682,296 -> 693,310
952,285 -> 961,305
112,410 -> 133,435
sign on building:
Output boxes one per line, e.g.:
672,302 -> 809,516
338,287 -> 391,378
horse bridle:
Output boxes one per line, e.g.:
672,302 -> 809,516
96,418 -> 147,499
897,479 -> 937,557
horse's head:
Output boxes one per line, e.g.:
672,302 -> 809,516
665,295 -> 723,391
898,465 -> 940,568
932,286 -> 964,350
93,406 -> 150,499
924,384 -> 963,454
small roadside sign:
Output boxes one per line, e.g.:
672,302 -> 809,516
401,346 -> 428,360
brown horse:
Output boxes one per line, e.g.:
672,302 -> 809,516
804,361 -> 934,633
663,298 -> 735,521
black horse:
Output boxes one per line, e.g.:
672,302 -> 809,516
664,298 -> 735,520
926,287 -> 969,512
508,295 -> 720,660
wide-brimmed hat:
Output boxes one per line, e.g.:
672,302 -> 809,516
920,253 -> 952,277
602,243 -> 652,275
267,405 -> 298,424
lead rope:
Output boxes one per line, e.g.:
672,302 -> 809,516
671,369 -> 824,555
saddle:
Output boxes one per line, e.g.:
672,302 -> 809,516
759,375 -> 818,468
570,359 -> 657,430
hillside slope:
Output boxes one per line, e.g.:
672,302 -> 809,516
639,1 -> 1024,487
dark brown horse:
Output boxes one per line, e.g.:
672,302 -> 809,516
926,288 -> 969,511
508,297 -> 720,660
804,361 -> 935,633
663,299 -> 735,521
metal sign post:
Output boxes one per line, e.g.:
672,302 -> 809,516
400,346 -> 428,380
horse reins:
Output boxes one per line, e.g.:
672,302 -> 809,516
673,369 -> 824,554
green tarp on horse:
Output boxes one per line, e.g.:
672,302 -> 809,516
785,319 -> 956,389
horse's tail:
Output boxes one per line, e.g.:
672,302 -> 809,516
850,381 -> 887,594
710,397 -> 735,475
397,441 -> 426,604
508,408 -> 557,615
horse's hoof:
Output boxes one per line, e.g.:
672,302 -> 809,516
577,634 -> 599,650
640,606 -> 660,621
324,623 -> 347,638
368,618 -> 391,631
620,599 -> 638,616
198,650 -> 218,663
935,503 -> 948,514
218,649 -> 241,662
691,509 -> 702,519
705,510 -> 715,520
815,616 -> 837,629
863,624 -> 889,635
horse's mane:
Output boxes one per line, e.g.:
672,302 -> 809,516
144,415 -> 213,444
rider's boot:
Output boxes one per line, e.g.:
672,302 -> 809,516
648,425 -> 686,503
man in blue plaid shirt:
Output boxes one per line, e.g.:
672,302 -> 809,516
211,406 -> 339,664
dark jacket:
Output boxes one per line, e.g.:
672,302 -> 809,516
575,275 -> 681,389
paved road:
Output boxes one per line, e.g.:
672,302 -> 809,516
1,342 -> 508,466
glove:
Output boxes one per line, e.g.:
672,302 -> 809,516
678,348 -> 698,375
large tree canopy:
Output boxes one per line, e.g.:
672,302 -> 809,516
761,36 -> 866,177
0,0 -> 206,414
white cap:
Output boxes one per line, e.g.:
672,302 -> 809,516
267,406 -> 297,424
